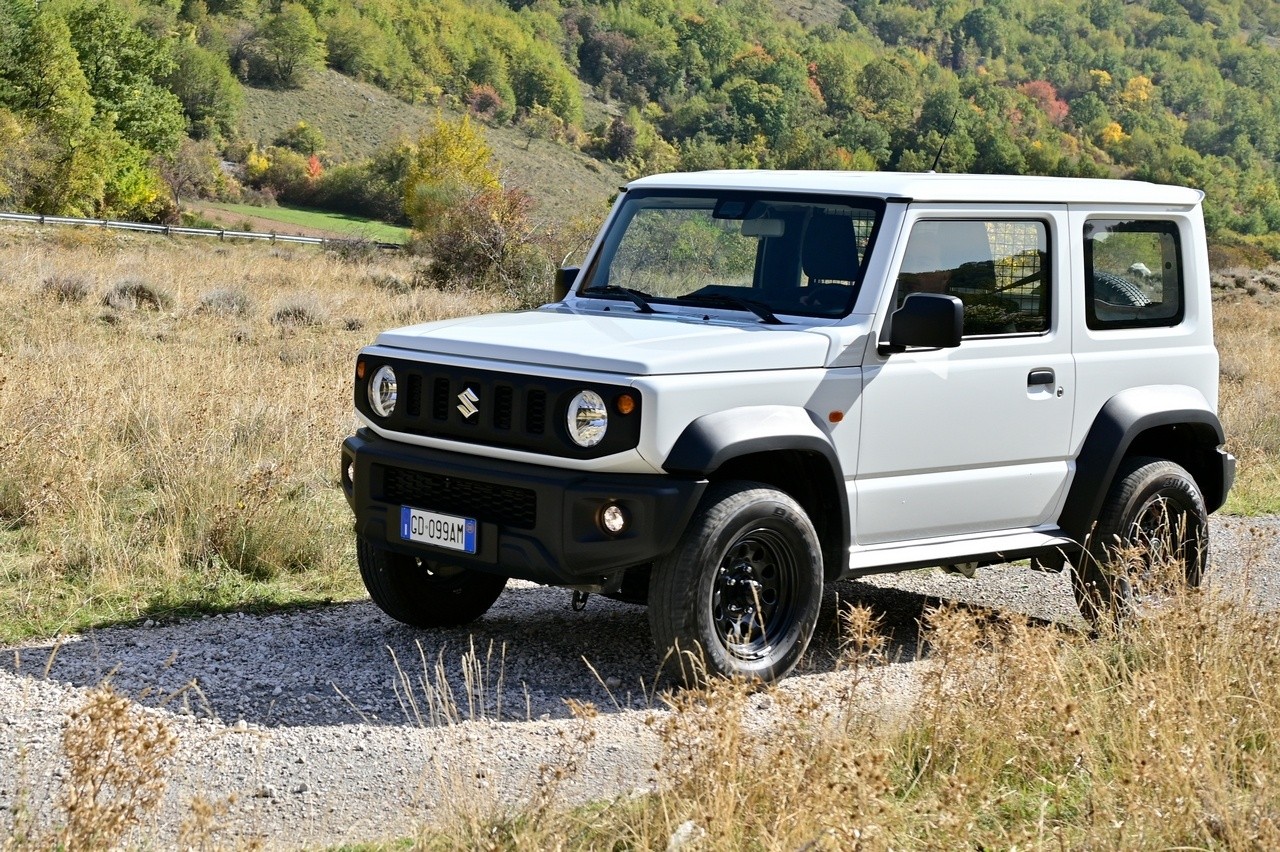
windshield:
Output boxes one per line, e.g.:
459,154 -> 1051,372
578,189 -> 884,320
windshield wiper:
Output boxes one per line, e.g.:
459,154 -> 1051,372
580,285 -> 656,314
679,293 -> 783,325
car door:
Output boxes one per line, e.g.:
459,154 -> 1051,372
855,205 -> 1076,545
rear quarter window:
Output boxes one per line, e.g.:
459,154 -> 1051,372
1085,219 -> 1183,329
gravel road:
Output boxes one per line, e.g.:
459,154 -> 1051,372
2,516 -> 1277,848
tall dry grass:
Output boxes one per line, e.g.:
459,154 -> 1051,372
0,224 -> 513,640
432,583 -> 1280,850
1214,274 -> 1280,513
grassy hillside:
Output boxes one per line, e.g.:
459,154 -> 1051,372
241,71 -> 626,224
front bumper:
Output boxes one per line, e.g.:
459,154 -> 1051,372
341,429 -> 706,587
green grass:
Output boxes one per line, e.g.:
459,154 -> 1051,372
194,200 -> 411,244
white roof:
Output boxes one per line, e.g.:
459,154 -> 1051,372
625,170 -> 1204,207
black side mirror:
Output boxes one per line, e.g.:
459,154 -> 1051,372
553,267 -> 579,302
880,293 -> 964,355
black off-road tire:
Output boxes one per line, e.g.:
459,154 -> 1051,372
1072,456 -> 1208,623
648,481 -> 823,685
357,536 -> 507,628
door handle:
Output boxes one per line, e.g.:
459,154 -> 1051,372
1028,368 -> 1055,386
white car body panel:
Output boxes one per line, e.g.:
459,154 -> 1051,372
374,310 -> 832,376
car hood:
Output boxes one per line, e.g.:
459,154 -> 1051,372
373,308 -> 832,375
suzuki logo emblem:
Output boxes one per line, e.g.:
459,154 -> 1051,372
456,387 -> 480,419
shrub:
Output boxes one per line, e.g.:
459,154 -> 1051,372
56,688 -> 178,849
466,84 -> 508,123
270,296 -> 325,327
274,120 -> 325,155
416,186 -> 553,307
103,279 -> 173,311
41,274 -> 92,303
195,288 -> 253,317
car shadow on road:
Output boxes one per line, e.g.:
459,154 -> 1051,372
1,573 -> 1076,730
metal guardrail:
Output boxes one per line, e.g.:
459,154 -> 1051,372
0,211 -> 404,251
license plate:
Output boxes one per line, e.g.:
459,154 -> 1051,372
400,506 -> 478,554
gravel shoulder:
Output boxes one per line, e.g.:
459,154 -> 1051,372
2,516 -> 1277,848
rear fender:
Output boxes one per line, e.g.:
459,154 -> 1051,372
1059,387 -> 1229,542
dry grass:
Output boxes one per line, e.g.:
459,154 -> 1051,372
1214,274 -> 1280,513
423,579 -> 1280,850
0,223 -> 512,641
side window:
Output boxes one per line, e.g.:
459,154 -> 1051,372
894,219 -> 1050,336
1085,219 -> 1183,329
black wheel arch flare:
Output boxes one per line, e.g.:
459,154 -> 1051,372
1059,391 -> 1234,543
662,405 -> 850,580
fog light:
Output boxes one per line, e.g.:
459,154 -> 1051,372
600,503 -> 627,535
346,462 -> 355,486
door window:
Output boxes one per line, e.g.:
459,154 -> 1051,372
894,219 -> 1050,336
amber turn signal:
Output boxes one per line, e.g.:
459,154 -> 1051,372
616,394 -> 636,415
356,360 -> 366,380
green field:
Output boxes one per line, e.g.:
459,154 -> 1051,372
193,200 -> 411,244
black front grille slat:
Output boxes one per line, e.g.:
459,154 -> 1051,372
405,374 -> 422,417
526,390 -> 546,435
494,386 -> 513,430
381,466 -> 536,529
431,377 -> 449,421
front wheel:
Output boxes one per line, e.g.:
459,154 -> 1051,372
358,536 -> 507,628
648,481 -> 823,685
1072,457 -> 1208,623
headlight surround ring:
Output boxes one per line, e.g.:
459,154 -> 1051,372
368,365 -> 398,418
567,390 -> 608,447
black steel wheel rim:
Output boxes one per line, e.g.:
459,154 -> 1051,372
1121,492 -> 1198,604
710,526 -> 800,661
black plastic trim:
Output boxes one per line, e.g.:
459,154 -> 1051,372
662,407 -> 851,577
343,429 -> 705,586
1058,395 -> 1230,541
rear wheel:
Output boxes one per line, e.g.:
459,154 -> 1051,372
1072,457 -> 1207,623
357,536 -> 507,628
648,481 -> 823,685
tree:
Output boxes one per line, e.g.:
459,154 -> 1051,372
64,0 -> 185,154
601,115 -> 637,160
4,12 -> 108,215
249,3 -> 325,87
167,41 -> 243,141
404,114 -> 501,236
7,12 -> 95,138
274,120 -> 324,155
0,0 -> 36,106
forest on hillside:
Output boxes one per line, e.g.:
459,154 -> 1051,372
1,0 -> 1279,244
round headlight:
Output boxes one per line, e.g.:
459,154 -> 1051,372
567,390 -> 607,447
368,365 -> 397,417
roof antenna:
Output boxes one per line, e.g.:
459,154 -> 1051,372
928,107 -> 960,173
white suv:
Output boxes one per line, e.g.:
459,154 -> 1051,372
341,171 -> 1235,682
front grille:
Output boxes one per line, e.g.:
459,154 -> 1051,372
357,356 -> 641,458
389,364 -> 558,450
381,466 -> 537,530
